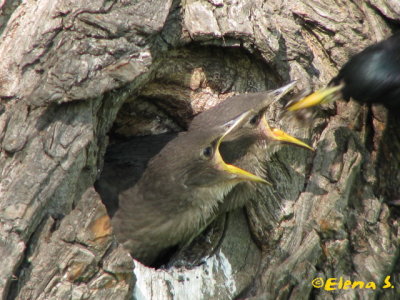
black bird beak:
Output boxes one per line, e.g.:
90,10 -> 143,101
286,85 -> 343,111
215,111 -> 272,184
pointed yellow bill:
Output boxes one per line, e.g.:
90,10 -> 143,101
214,110 -> 272,185
270,128 -> 315,151
262,117 -> 314,151
286,85 -> 343,111
214,150 -> 272,185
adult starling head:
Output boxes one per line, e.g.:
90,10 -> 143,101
286,33 -> 400,111
111,110 -> 269,265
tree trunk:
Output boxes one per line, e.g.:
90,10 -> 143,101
0,0 -> 399,299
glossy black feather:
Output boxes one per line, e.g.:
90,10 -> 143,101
332,33 -> 400,107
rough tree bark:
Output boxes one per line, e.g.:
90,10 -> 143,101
0,0 -> 399,299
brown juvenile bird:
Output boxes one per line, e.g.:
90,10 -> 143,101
189,82 -> 314,212
111,111 -> 269,265
95,133 -> 177,217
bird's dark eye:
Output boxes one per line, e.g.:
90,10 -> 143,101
249,115 -> 259,125
202,146 -> 213,158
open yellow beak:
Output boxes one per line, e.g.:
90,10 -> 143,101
262,117 -> 315,151
286,85 -> 342,111
215,117 -> 272,185
214,150 -> 271,185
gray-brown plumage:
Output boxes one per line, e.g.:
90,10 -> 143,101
95,133 -> 177,217
190,82 -> 314,213
110,111 -> 269,265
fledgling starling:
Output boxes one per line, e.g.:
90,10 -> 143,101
95,133 -> 177,217
286,33 -> 400,111
111,110 -> 269,265
189,82 -> 314,212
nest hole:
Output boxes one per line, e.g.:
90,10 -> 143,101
95,44 -> 281,268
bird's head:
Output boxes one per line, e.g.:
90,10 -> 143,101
287,33 -> 400,111
182,110 -> 271,188
145,110 -> 270,193
201,82 -> 315,162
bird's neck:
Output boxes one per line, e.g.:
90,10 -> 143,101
220,136 -> 257,164
115,178 -> 238,254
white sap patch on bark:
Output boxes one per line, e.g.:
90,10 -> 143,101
133,249 -> 236,300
